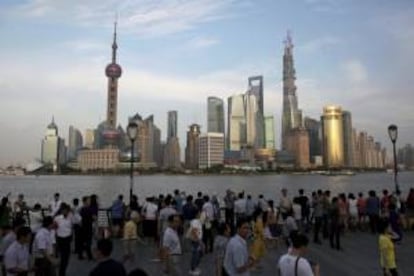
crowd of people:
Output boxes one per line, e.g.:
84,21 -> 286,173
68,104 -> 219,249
0,187 -> 413,276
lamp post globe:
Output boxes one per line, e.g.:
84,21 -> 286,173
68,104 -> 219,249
388,124 -> 399,194
127,122 -> 138,202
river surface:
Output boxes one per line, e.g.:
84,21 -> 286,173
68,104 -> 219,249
0,172 -> 413,207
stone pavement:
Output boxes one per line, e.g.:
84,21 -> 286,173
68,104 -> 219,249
67,231 -> 414,276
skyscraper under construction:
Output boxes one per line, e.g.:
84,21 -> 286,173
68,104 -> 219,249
281,32 -> 302,150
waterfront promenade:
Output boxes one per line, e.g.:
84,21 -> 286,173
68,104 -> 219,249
66,231 -> 414,276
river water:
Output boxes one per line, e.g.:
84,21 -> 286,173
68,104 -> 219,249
0,172 -> 413,207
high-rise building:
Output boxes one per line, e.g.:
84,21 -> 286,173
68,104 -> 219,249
68,126 -> 83,161
342,111 -> 354,168
247,76 -> 265,148
207,97 -> 224,134
227,95 -> 246,151
164,111 -> 181,170
281,32 -> 302,150
84,129 -> 95,149
153,126 -> 162,168
128,114 -> 160,167
286,127 -> 310,169
304,117 -> 322,162
41,118 -> 65,168
321,105 -> 344,168
185,124 -> 201,169
199,133 -> 224,169
244,94 -> 257,147
167,111 -> 178,139
264,116 -> 275,149
359,132 -> 368,168
352,128 -> 361,167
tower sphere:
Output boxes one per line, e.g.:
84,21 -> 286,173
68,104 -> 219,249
105,63 -> 122,78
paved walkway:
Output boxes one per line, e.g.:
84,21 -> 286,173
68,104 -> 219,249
66,231 -> 414,276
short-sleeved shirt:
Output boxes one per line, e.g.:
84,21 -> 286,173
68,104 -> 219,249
278,254 -> 314,276
33,228 -> 53,258
54,214 -> 73,238
159,207 -> 177,234
379,234 -> 396,269
4,241 -> 29,276
223,234 -> 249,276
162,227 -> 181,255
29,211 -> 43,233
0,232 -> 16,257
143,202 -> 158,220
123,220 -> 137,240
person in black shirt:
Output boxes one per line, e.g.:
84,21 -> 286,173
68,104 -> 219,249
79,196 -> 93,260
89,239 -> 126,276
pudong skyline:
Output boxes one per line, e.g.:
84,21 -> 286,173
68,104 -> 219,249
0,1 -> 413,166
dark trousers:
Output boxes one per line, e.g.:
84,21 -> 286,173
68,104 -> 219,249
56,236 -> 71,276
383,268 -> 399,276
73,225 -> 82,255
202,227 -> 213,253
80,228 -> 93,260
313,216 -> 322,242
322,214 -> 329,238
369,214 -> 379,233
225,209 -> 234,229
329,222 -> 341,249
34,257 -> 53,276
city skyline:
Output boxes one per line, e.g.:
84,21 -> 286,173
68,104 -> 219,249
0,0 -> 414,166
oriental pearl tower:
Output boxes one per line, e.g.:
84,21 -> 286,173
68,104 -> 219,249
102,21 -> 122,146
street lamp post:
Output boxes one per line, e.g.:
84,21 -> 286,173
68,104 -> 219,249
388,124 -> 399,194
127,122 -> 138,203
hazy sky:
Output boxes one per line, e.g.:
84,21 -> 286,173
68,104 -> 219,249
0,0 -> 413,167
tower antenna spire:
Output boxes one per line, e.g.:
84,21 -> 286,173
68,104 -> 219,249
112,19 -> 118,63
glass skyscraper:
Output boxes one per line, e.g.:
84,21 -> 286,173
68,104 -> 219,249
167,110 -> 178,138
207,97 -> 224,133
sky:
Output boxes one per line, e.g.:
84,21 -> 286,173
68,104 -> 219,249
0,0 -> 413,167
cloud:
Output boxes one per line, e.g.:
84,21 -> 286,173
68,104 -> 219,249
341,59 -> 368,84
303,0 -> 348,13
187,37 -> 220,49
9,0 -> 243,37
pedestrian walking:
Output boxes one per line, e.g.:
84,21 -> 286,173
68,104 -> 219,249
33,216 -> 58,276
161,214 -> 183,276
54,203 -> 74,276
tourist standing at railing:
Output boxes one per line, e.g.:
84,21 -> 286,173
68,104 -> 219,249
158,197 -> 177,247
0,197 -> 12,229
406,188 -> 414,229
79,196 -> 93,261
279,188 -> 292,220
29,204 -> 43,252
3,226 -> 32,276
234,193 -> 247,223
202,195 -> 214,253
224,190 -> 236,232
71,198 -> 82,258
297,190 -> 310,233
33,216 -> 57,276
321,190 -> 331,240
245,195 -> 255,223
54,203 -> 74,276
312,191 -> 323,245
194,192 -> 205,214
13,194 -> 27,220
110,195 -> 125,238
128,195 -> 140,214
348,193 -> 358,231
357,192 -> 367,230
338,193 -> 348,232
173,190 -> 183,214
49,193 -> 62,217
122,211 -> 141,263
142,197 -> 158,245
329,197 -> 342,251
366,190 -> 381,234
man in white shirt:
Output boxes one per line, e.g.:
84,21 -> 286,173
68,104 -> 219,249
3,226 -> 32,276
202,195 -> 214,253
142,197 -> 158,244
224,218 -> 255,276
49,193 -> 62,217
278,233 -> 319,276
234,193 -> 247,222
54,203 -> 73,276
162,214 -> 182,276
33,216 -> 57,276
